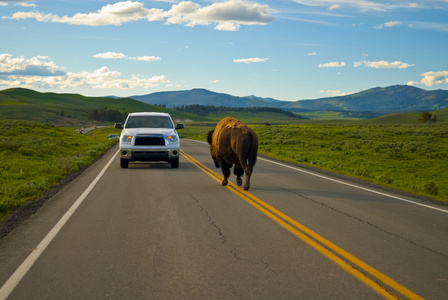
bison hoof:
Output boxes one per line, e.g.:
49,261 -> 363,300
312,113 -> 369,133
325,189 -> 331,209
236,177 -> 243,186
244,185 -> 250,190
222,179 -> 228,186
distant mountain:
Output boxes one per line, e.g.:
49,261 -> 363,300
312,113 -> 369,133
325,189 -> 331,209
130,88 -> 286,108
130,85 -> 448,114
284,85 -> 448,113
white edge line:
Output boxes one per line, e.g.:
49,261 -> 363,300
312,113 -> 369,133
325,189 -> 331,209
257,157 -> 448,214
0,151 -> 119,300
185,139 -> 448,214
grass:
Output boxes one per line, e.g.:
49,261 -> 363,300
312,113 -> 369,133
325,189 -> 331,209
181,122 -> 448,204
0,120 -> 121,221
204,111 -> 304,124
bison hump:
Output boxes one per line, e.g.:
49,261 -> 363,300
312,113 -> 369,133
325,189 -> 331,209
211,116 -> 253,158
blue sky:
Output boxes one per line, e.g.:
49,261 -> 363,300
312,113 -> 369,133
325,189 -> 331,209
1,0 -> 447,101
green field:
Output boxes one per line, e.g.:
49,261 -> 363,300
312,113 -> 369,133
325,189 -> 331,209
0,120 -> 121,221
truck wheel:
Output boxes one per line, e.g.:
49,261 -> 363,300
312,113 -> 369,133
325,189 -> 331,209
170,158 -> 179,168
120,159 -> 129,168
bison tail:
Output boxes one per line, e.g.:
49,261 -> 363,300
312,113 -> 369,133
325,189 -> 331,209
241,132 -> 258,170
207,129 -> 214,145
248,136 -> 258,169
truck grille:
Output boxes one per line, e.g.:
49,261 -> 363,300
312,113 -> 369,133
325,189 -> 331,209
134,136 -> 165,146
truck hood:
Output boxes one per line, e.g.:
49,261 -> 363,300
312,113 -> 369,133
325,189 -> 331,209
122,128 -> 177,136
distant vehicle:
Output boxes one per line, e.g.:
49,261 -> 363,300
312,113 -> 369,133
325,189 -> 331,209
108,134 -> 119,139
115,112 -> 184,168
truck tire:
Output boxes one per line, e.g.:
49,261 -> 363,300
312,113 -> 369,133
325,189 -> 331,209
170,158 -> 179,168
120,159 -> 129,168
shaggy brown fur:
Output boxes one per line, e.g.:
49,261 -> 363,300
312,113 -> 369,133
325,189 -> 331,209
207,116 -> 258,190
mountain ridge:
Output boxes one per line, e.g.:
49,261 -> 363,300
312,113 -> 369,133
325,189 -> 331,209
130,85 -> 448,113
130,88 -> 286,108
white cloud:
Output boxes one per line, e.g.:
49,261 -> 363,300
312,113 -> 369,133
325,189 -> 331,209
93,52 -> 161,61
0,54 -> 168,90
209,80 -> 219,84
0,0 -> 36,7
406,81 -> 419,86
409,22 -> 448,33
130,56 -> 161,61
93,52 -> 126,59
375,21 -> 402,29
308,52 -> 317,56
290,0 -> 420,12
214,22 -> 240,31
354,60 -> 414,69
318,61 -> 345,68
420,71 -> 448,86
384,21 -> 401,27
233,57 -> 269,64
328,4 -> 340,10
0,53 -> 65,76
4,0 -> 276,31
319,89 -> 347,96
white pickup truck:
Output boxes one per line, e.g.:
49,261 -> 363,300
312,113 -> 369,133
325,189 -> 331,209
114,112 -> 184,168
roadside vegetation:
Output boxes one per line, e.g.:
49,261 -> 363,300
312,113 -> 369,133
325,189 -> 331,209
2,88 -> 447,222
0,120 -> 121,221
180,123 -> 448,204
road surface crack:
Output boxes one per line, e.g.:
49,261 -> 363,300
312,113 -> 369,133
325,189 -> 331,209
230,246 -> 276,274
190,196 -> 227,245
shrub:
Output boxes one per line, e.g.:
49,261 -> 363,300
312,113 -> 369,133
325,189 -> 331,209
424,182 -> 438,195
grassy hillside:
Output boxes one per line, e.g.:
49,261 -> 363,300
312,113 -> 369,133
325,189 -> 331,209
0,88 -> 203,126
2,88 -> 447,126
0,120 -> 122,221
360,108 -> 448,125
204,111 -> 304,124
0,88 -> 313,126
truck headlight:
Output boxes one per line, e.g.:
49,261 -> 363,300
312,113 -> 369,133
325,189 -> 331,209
167,135 -> 178,142
122,135 -> 132,143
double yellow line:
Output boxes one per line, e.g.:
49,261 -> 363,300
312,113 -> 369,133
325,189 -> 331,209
181,150 -> 424,300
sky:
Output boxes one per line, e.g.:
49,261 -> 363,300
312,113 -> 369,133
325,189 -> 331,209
0,0 -> 447,101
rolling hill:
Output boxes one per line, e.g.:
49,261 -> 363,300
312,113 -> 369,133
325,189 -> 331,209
130,88 -> 285,108
130,85 -> 448,114
0,88 -> 202,126
284,85 -> 448,113
2,86 -> 448,126
0,88 -> 302,126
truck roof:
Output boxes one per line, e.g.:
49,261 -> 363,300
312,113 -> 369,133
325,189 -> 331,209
128,112 -> 171,117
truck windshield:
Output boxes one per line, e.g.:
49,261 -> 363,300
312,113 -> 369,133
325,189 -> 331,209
125,116 -> 174,129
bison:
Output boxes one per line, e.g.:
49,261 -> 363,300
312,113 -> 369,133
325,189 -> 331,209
207,116 -> 258,190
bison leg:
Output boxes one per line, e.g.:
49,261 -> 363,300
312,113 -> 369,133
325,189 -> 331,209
234,164 -> 244,186
219,160 -> 232,186
243,165 -> 254,190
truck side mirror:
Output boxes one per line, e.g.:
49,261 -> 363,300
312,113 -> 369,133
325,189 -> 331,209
175,123 -> 185,130
114,123 -> 123,129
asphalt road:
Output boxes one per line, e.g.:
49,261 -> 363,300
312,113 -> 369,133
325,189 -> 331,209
1,139 -> 447,299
